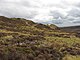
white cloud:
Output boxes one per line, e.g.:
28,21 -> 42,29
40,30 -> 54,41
0,0 -> 80,27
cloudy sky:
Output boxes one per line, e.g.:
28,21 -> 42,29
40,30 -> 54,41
0,0 -> 80,27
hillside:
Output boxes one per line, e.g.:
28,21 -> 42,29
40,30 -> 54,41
0,16 -> 80,60
60,26 -> 80,37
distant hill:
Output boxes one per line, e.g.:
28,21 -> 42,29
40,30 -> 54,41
60,26 -> 80,33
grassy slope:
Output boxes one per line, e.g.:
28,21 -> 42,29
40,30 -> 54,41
0,16 -> 80,60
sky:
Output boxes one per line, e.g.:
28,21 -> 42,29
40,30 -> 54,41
0,0 -> 80,27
